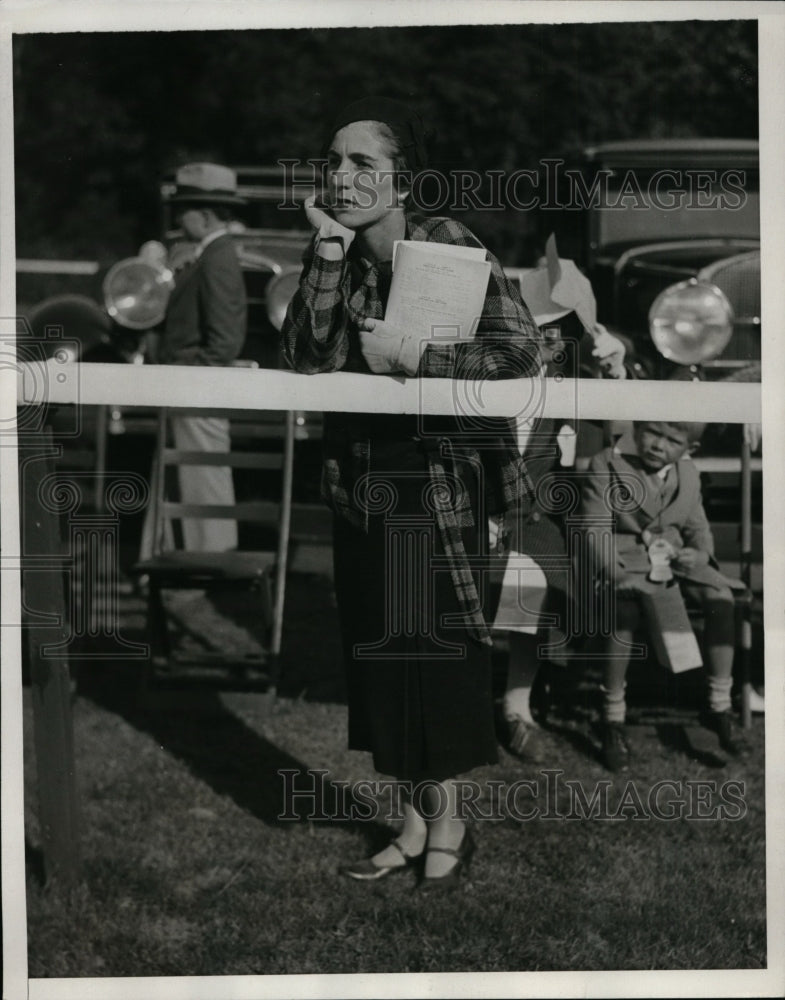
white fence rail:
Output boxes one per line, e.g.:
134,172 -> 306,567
16,362 -> 761,423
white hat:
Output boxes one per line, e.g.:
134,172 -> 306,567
169,162 -> 245,206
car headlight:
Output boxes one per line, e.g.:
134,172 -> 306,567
103,257 -> 174,331
649,278 -> 734,365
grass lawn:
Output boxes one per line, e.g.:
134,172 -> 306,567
22,558 -> 766,978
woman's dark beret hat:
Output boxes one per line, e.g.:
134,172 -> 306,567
321,96 -> 431,172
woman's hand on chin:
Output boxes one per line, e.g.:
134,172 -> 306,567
304,195 -> 355,255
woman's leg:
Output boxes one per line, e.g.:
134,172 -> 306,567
366,796 -> 428,868
503,632 -> 540,725
358,777 -> 470,877
503,632 -> 547,760
421,779 -> 470,879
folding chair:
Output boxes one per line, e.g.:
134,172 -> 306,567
132,407 -> 294,691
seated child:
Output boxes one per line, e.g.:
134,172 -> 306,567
579,420 -> 745,771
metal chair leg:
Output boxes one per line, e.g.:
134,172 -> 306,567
738,592 -> 753,729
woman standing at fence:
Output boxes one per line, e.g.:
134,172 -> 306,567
283,97 -> 541,888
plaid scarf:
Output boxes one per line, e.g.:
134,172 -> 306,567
283,212 -> 542,645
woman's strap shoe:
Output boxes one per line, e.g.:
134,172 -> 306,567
419,828 -> 475,891
341,839 -> 422,881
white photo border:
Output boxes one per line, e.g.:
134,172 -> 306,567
1,3 -> 783,999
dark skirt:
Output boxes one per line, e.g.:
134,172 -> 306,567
332,436 -> 497,783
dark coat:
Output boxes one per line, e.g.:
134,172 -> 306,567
158,233 -> 247,366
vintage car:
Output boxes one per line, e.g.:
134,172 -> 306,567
543,138 -> 760,382
20,164 -> 315,371
21,143 -> 761,451
524,136 -> 761,533
19,165 -> 318,445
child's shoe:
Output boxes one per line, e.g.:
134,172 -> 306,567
701,710 -> 747,758
600,722 -> 630,772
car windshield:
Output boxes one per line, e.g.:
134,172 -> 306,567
593,167 -> 760,250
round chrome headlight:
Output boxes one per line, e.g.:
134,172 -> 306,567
649,278 -> 734,365
103,257 -> 175,330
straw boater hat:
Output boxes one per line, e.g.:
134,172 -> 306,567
168,162 -> 246,206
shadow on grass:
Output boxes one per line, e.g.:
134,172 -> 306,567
75,655 -> 383,841
654,722 -> 728,769
544,720 -> 605,764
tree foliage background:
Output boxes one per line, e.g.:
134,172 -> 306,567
13,19 -> 758,264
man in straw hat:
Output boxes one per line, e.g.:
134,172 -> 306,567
142,162 -> 247,554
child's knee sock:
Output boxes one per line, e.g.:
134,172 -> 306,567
602,653 -> 629,723
707,670 -> 733,714
601,682 -> 627,724
600,596 -> 638,724
704,594 -> 735,714
705,639 -> 734,716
